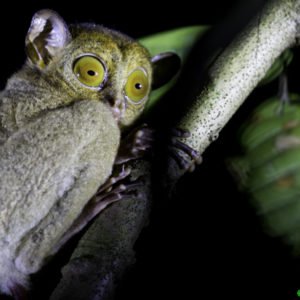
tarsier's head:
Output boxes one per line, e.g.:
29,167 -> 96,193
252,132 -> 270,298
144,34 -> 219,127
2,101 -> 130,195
25,9 -> 180,128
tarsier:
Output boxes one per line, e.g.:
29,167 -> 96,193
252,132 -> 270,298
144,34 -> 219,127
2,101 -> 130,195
0,9 -> 193,299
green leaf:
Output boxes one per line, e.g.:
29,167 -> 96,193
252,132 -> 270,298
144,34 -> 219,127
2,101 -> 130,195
227,94 -> 300,255
138,26 -> 210,114
139,25 -> 210,61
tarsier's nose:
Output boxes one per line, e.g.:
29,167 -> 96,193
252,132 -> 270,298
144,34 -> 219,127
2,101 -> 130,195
104,95 -> 124,120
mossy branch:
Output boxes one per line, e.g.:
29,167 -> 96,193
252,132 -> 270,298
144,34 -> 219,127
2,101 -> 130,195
50,0 -> 300,299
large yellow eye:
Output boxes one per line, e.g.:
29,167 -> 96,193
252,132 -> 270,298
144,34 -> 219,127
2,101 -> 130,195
124,68 -> 149,102
73,56 -> 105,88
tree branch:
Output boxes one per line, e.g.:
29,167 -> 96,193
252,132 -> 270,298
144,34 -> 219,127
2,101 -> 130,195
169,0 -> 300,181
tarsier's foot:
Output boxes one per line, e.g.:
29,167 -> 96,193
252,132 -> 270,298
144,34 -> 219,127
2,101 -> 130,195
169,128 -> 202,172
84,165 -> 144,223
115,124 -> 154,164
95,165 -> 143,203
59,166 -> 145,245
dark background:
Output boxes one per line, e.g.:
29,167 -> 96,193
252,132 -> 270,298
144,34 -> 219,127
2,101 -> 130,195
1,0 -> 300,299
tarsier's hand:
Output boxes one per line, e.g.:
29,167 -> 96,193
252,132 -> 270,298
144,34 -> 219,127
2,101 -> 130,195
115,124 -> 154,164
169,128 -> 203,172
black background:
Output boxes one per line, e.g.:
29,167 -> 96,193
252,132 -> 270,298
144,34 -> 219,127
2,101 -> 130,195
1,0 -> 300,299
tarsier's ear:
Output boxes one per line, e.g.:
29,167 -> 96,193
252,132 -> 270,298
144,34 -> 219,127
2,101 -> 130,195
25,9 -> 70,68
151,52 -> 181,90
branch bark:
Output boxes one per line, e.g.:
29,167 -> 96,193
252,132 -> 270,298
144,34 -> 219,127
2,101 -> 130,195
50,0 -> 300,299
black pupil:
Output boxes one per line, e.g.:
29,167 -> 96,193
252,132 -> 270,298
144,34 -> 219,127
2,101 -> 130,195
87,70 -> 95,76
135,83 -> 142,89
